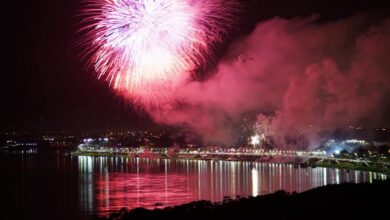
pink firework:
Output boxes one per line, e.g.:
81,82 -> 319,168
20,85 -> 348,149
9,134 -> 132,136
78,0 -> 237,104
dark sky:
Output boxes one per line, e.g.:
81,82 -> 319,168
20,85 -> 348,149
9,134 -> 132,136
2,0 -> 390,132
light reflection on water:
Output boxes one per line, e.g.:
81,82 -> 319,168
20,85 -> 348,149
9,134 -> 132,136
77,156 -> 387,216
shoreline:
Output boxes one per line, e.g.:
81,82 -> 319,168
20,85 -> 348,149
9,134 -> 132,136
71,151 -> 390,175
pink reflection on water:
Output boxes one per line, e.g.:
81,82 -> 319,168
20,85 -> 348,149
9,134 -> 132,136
77,157 -> 387,217
95,172 -> 197,214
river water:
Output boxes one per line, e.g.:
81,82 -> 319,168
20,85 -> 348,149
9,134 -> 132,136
0,152 -> 387,219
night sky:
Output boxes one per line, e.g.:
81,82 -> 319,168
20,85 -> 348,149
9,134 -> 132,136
2,0 -> 390,132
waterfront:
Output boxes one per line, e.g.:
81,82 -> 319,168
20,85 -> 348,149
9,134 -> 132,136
0,152 -> 387,219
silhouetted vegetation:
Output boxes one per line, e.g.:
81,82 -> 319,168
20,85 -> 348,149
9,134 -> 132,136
100,180 -> 390,220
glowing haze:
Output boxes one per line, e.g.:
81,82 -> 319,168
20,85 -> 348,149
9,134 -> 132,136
79,0 -> 237,104
148,15 -> 390,147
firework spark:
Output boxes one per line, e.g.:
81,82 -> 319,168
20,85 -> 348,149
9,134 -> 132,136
78,0 -> 237,104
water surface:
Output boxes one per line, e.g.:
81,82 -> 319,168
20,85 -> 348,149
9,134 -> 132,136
80,156 -> 387,216
1,153 -> 387,219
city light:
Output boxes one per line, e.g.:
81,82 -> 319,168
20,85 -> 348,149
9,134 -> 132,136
250,134 -> 261,146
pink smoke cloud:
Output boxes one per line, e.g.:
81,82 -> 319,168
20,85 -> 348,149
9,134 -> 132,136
141,14 -> 390,148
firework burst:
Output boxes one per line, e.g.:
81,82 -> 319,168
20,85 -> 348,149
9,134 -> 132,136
78,0 -> 237,104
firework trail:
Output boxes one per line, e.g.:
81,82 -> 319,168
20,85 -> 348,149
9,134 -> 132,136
78,0 -> 237,105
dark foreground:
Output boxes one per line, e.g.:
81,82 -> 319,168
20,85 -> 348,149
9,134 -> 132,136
101,180 -> 390,220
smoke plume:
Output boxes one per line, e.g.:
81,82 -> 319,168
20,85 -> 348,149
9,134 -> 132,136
143,14 -> 390,148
